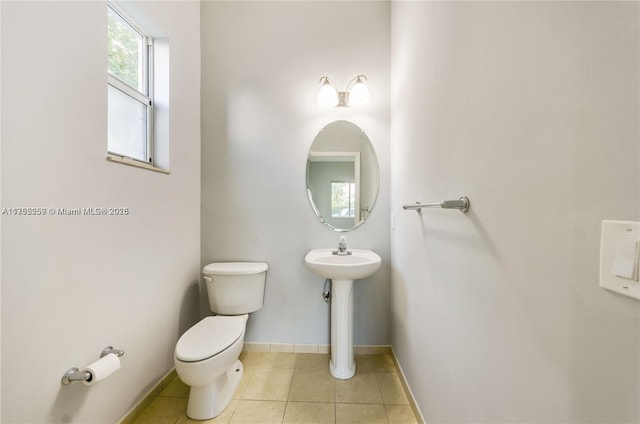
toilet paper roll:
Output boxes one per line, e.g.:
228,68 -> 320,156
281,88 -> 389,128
82,353 -> 121,386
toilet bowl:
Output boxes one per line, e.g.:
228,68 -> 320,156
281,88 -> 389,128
174,262 -> 268,420
175,315 -> 247,419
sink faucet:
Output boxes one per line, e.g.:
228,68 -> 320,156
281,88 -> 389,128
334,236 -> 352,255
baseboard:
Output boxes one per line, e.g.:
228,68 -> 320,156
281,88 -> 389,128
242,342 -> 328,353
118,368 -> 177,424
243,342 -> 392,355
390,346 -> 426,424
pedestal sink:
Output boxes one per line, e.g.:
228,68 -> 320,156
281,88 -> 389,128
304,248 -> 382,379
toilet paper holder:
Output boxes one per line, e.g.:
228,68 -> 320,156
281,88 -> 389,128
61,346 -> 125,385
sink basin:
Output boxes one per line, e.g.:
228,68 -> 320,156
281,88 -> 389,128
304,248 -> 382,280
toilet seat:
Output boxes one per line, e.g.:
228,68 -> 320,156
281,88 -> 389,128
176,316 -> 246,362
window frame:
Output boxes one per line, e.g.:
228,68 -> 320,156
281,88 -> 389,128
330,181 -> 356,219
107,3 -> 155,166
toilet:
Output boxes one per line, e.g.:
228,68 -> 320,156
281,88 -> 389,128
174,262 -> 268,420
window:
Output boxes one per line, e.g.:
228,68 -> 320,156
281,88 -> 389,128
107,4 -> 153,164
331,182 -> 356,218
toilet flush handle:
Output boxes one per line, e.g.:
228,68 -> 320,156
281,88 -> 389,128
204,276 -> 213,283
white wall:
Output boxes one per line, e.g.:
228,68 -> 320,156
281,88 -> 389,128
1,2 -> 201,422
201,1 -> 391,345
0,1 -> 3,419
391,1 -> 640,422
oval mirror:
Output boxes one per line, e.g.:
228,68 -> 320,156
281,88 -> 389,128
306,120 -> 379,231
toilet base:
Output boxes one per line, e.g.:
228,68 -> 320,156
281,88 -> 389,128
186,359 -> 244,420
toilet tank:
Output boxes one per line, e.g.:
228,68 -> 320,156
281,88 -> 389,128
203,262 -> 268,315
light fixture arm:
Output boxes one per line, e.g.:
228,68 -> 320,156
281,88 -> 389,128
317,75 -> 370,108
345,75 -> 367,91
319,76 -> 334,86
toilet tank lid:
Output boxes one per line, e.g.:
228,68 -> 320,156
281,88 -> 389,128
203,262 -> 268,275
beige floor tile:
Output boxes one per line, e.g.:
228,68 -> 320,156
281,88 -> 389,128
258,352 -> 297,369
134,397 -> 187,424
336,403 -> 388,424
377,372 -> 409,404
384,405 -> 419,424
233,365 -> 256,399
241,367 -> 294,401
239,351 -> 264,367
283,402 -> 336,424
295,353 -> 330,370
132,352 -> 417,424
288,369 -> 336,402
367,346 -> 392,355
229,400 -> 286,424
138,383 -> 165,414
160,376 -> 190,398
336,372 -> 382,404
355,354 -> 395,372
176,400 -> 239,424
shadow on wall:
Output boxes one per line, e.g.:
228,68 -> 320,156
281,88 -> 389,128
416,205 -> 506,273
179,280 -> 202,337
49,380 -> 89,423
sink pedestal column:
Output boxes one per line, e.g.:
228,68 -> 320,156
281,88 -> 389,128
329,279 -> 355,379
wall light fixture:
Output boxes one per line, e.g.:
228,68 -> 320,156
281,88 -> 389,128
317,75 -> 370,108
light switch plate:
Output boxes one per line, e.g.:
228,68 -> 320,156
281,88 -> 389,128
600,220 -> 640,300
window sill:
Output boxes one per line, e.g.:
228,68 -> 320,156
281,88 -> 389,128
107,154 -> 170,174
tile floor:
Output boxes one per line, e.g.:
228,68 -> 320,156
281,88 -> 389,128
131,351 -> 419,424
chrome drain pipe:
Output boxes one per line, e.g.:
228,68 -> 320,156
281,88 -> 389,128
322,279 -> 331,303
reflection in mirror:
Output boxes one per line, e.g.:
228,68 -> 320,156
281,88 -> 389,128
306,120 -> 379,232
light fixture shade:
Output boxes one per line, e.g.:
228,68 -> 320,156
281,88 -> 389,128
348,76 -> 370,107
317,77 -> 339,108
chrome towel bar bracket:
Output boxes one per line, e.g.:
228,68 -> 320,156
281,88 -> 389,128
403,196 -> 470,213
101,346 -> 125,358
61,368 -> 92,385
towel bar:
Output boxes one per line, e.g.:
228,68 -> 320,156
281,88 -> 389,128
403,196 -> 470,213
